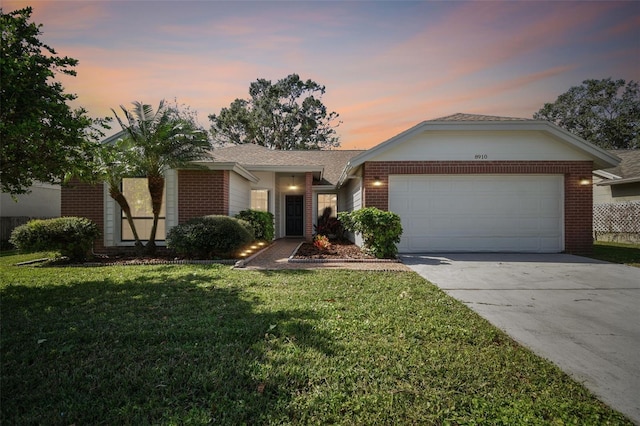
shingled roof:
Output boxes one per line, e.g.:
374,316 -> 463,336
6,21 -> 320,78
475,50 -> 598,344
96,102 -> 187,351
431,113 -> 533,122
206,144 -> 364,186
596,149 -> 640,185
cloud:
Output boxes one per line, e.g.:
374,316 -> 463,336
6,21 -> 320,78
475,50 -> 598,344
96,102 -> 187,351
5,1 -> 638,149
57,44 -> 265,127
3,0 -> 110,33
371,1 -> 617,82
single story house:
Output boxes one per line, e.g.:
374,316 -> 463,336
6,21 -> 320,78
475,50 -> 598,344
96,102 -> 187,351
62,113 -> 619,255
1,182 -> 61,246
593,150 -> 640,204
592,149 -> 640,243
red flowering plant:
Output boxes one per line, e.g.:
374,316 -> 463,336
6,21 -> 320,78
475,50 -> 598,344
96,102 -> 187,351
313,234 -> 331,251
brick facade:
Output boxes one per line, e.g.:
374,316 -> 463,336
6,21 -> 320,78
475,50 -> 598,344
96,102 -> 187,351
305,172 -> 313,241
61,179 -> 105,252
362,161 -> 594,255
177,170 -> 229,223
62,170 -> 232,254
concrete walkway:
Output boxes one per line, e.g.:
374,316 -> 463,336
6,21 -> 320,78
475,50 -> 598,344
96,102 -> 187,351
401,253 -> 640,424
238,238 -> 410,271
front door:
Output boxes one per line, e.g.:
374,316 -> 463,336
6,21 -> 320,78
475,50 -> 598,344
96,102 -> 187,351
285,195 -> 304,236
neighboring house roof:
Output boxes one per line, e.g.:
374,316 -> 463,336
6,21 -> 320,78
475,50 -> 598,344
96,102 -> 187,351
432,113 -> 533,122
101,130 -> 128,145
594,149 -> 640,186
206,144 -> 364,186
339,113 -> 620,185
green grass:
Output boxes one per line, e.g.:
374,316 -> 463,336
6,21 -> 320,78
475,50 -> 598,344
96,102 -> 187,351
590,241 -> 640,267
1,252 -> 632,425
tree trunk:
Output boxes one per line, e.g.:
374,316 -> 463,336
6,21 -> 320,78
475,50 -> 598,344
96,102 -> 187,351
109,186 -> 144,254
146,174 -> 165,255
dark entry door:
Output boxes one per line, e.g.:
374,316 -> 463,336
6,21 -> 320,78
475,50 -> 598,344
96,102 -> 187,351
285,195 -> 304,236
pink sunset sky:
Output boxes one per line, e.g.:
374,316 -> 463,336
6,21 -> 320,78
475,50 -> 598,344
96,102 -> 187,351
4,0 -> 640,149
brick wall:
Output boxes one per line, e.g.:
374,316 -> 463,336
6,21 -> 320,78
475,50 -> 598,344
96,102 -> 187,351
61,179 -> 105,252
177,170 -> 229,223
305,172 -> 313,241
362,161 -> 594,254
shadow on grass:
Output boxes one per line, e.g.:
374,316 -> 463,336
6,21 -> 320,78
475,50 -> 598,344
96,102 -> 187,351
1,269 -> 336,424
591,242 -> 640,266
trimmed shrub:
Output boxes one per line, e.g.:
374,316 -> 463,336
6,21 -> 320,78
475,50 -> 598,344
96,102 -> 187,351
166,215 -> 254,258
235,210 -> 274,241
338,207 -> 403,259
9,217 -> 100,262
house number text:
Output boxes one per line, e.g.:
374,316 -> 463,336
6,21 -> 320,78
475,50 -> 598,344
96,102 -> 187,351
474,154 -> 488,159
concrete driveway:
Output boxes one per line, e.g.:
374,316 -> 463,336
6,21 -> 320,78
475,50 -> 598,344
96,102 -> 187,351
401,253 -> 640,424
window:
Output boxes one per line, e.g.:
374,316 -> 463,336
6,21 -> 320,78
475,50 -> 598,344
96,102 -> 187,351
251,189 -> 269,211
317,194 -> 338,218
121,178 -> 165,241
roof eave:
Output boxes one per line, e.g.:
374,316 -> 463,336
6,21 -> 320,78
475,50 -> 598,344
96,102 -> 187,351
593,170 -> 622,180
190,161 -> 259,183
596,176 -> 640,186
101,130 -> 129,145
241,164 -> 324,173
538,121 -> 620,169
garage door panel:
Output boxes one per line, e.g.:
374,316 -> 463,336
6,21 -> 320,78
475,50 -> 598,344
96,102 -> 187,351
389,175 -> 563,253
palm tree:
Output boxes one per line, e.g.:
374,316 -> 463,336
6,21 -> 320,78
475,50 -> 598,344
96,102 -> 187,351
96,138 -> 146,252
113,100 -> 211,254
71,134 -> 145,253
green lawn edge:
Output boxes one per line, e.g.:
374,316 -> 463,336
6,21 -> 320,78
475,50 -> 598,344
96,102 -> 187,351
0,253 -> 632,425
589,241 -> 640,267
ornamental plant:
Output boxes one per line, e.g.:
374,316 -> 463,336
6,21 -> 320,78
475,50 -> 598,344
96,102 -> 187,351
235,209 -> 274,241
338,207 -> 403,259
314,207 -> 343,239
9,217 -> 100,262
313,234 -> 331,251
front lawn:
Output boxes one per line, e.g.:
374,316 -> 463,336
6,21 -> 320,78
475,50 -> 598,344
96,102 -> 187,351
590,241 -> 640,267
0,253 -> 631,424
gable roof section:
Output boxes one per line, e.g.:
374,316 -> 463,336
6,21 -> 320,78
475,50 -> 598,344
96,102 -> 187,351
205,144 -> 364,186
595,149 -> 640,186
340,113 -> 620,184
433,113 -> 533,122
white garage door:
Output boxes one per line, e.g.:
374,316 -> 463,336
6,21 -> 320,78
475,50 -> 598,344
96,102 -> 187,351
389,175 -> 563,253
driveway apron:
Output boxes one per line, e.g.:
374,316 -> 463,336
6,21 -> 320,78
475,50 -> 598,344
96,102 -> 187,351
401,253 -> 640,424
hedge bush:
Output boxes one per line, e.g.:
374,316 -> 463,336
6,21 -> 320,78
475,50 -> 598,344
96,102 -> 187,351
338,207 -> 403,259
166,215 -> 254,258
235,210 -> 274,241
9,217 -> 100,262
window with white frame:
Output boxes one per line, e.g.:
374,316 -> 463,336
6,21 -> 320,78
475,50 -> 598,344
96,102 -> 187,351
317,193 -> 338,218
251,189 -> 269,211
121,178 -> 165,241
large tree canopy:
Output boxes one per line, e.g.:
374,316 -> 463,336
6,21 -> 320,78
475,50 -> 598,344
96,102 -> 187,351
209,74 -> 341,150
534,78 -> 640,150
0,7 -> 107,195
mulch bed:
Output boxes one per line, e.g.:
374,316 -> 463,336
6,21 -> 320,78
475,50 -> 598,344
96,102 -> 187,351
32,241 -> 375,266
292,240 -> 375,260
